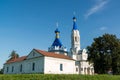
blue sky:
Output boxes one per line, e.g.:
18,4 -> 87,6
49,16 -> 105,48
0,0 -> 120,69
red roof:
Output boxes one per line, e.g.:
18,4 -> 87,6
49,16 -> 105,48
6,56 -> 27,64
34,49 -> 74,60
5,49 -> 74,64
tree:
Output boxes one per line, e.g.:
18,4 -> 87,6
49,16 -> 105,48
87,33 -> 120,74
0,68 -> 3,74
8,50 -> 19,60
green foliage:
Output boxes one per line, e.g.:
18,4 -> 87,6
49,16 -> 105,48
0,69 -> 3,74
8,50 -> 19,60
87,33 -> 120,74
0,74 -> 120,80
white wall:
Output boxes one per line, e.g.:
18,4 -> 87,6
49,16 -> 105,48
4,57 -> 44,74
44,57 -> 76,74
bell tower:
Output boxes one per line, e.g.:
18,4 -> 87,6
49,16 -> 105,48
71,17 -> 80,59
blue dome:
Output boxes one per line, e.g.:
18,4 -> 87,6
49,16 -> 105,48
73,17 -> 78,30
52,38 -> 62,47
55,28 -> 60,33
51,28 -> 63,48
73,16 -> 76,20
73,22 -> 78,30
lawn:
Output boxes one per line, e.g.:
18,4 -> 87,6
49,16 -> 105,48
0,74 -> 120,80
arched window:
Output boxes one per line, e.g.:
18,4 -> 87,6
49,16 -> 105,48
32,63 -> 35,71
12,66 -> 14,72
7,67 -> 9,72
20,64 -> 22,72
75,37 -> 78,42
76,67 -> 78,72
60,64 -> 63,71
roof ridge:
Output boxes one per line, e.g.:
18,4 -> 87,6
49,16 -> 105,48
6,56 -> 27,64
5,49 -> 74,64
34,49 -> 74,60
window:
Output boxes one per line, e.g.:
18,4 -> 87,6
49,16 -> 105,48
32,63 -> 35,71
33,52 -> 35,56
60,64 -> 63,71
12,66 -> 14,72
7,67 -> 9,72
76,68 -> 78,72
20,64 -> 22,72
81,68 -> 83,71
75,37 -> 78,42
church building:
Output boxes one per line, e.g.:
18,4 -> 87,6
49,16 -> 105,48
3,17 -> 94,74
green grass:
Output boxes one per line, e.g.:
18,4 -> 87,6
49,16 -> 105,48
0,74 -> 120,80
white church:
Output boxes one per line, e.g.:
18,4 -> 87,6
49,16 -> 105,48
4,17 -> 94,74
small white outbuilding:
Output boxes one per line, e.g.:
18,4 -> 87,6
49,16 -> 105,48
4,49 -> 76,74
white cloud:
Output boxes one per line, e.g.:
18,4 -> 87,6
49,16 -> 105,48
85,0 -> 109,19
100,26 -> 107,31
